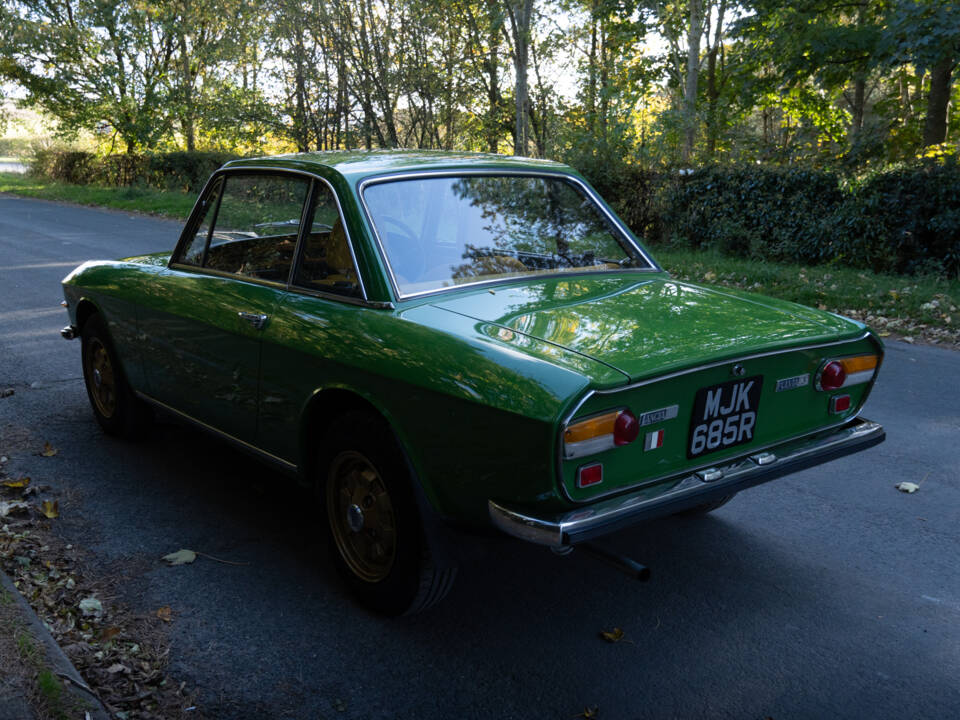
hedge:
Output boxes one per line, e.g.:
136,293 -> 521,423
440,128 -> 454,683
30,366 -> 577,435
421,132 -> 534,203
591,160 -> 960,279
30,150 -> 238,193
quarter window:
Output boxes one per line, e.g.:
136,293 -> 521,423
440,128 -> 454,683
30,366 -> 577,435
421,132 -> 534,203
292,183 -> 361,298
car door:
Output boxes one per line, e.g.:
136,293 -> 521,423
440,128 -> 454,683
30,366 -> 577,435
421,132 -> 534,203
255,177 -> 367,463
138,170 -> 312,444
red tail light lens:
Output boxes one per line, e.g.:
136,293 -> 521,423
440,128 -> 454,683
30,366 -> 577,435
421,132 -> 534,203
819,361 -> 846,391
613,410 -> 640,446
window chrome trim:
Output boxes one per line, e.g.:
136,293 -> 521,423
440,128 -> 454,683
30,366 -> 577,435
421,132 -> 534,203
554,330 -> 879,503
171,165 -> 368,302
356,169 -> 662,302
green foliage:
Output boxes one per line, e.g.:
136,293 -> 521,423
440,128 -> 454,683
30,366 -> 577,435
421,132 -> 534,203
31,150 -> 237,192
654,165 -> 844,261
841,160 -> 960,276
608,160 -> 960,279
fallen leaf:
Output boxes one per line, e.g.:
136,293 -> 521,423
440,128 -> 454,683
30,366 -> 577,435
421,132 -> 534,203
156,606 -> 172,622
41,442 -> 58,457
895,482 -> 920,494
41,500 -> 59,519
162,549 -> 197,566
599,627 -> 625,643
1,477 -> 29,488
0,500 -> 29,517
575,706 -> 599,719
79,597 -> 103,618
100,627 -> 122,642
703,271 -> 717,282
106,663 -> 129,674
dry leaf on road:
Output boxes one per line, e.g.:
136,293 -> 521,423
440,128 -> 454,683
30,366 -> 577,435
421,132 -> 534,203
156,606 -> 173,622
599,628 -> 626,643
0,500 -> 29,517
40,442 -> 58,457
41,500 -> 59,518
1,476 -> 29,488
79,597 -> 103,618
162,549 -> 197,566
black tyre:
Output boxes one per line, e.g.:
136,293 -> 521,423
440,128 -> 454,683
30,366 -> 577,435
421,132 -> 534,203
675,493 -> 736,516
321,412 -> 456,615
80,313 -> 152,439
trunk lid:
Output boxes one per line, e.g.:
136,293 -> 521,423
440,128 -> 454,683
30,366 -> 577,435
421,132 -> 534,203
431,275 -> 865,382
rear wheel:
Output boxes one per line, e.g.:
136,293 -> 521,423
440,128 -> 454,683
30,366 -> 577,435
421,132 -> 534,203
80,313 -> 152,439
321,412 -> 456,615
675,493 -> 736,516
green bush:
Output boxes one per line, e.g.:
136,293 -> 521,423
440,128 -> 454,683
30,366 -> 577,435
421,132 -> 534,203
600,160 -> 960,279
30,149 -> 237,192
653,166 -> 844,263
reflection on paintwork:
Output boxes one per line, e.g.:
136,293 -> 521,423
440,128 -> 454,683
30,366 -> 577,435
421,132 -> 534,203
435,275 -> 864,382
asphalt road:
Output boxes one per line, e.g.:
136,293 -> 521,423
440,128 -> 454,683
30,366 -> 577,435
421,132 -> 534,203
1,193 -> 958,720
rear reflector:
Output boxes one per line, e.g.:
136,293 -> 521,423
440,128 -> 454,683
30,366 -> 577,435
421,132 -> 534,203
577,463 -> 603,488
830,395 -> 852,414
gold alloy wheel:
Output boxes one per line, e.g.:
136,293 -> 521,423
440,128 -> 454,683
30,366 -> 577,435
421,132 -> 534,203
326,451 -> 398,583
85,338 -> 118,419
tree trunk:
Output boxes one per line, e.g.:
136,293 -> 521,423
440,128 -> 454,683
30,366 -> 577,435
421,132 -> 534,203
923,55 -> 953,147
681,0 -> 703,165
705,0 -> 726,160
507,0 -> 533,157
178,33 -> 196,152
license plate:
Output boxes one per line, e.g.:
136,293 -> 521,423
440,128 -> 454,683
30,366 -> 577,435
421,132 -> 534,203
688,376 -> 763,459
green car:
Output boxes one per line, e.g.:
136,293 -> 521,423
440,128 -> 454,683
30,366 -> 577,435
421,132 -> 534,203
61,151 -> 885,615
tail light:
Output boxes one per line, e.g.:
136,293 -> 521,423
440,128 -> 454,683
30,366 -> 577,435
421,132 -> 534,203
564,409 -> 639,459
816,354 -> 879,391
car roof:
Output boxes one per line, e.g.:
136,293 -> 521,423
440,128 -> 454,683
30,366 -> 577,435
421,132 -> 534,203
222,149 -> 571,184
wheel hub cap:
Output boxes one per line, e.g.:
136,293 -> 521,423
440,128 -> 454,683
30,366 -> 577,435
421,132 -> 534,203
93,368 -> 102,388
346,504 -> 364,533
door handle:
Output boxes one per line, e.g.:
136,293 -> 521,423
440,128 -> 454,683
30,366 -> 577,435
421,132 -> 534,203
238,311 -> 269,330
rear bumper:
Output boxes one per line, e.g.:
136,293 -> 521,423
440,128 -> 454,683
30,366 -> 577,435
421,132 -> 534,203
489,417 -> 884,547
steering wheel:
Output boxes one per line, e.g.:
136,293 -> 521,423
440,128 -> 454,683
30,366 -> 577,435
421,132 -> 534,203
378,215 -> 426,282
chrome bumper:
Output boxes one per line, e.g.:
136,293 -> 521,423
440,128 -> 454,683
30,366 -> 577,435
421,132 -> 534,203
489,417 -> 885,547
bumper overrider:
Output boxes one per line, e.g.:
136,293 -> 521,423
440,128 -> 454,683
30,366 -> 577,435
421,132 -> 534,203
489,417 -> 884,547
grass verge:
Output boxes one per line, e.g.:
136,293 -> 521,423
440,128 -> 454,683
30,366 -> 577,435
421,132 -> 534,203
651,245 -> 960,348
0,171 -> 195,219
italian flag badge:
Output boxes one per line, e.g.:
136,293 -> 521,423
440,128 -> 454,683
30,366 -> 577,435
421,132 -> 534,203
644,429 -> 664,451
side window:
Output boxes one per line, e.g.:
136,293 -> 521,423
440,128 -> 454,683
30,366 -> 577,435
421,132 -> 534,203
292,183 -> 362,298
203,174 -> 310,282
178,178 -> 223,266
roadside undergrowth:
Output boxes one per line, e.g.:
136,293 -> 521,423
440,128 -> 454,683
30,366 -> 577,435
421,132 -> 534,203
654,246 -> 960,350
0,445 -> 202,719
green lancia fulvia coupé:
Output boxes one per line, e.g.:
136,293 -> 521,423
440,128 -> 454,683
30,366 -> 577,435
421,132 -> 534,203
60,150 -> 885,615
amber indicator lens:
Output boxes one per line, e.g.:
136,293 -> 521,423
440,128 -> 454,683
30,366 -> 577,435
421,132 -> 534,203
564,412 -> 619,444
840,355 -> 878,374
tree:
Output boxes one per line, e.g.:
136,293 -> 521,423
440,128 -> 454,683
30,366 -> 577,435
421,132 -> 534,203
1,0 -> 175,153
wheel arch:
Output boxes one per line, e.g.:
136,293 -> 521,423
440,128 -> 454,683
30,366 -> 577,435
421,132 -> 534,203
74,297 -> 102,332
300,386 -> 459,568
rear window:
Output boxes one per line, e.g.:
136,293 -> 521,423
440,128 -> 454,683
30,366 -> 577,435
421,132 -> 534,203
362,174 -> 650,296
